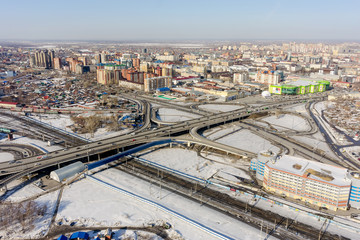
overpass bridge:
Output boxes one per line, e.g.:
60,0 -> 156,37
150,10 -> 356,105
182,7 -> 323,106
0,95 -> 327,190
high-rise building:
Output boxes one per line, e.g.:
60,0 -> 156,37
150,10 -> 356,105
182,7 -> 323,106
97,69 -> 122,85
132,58 -> 140,69
140,63 -> 148,72
75,64 -> 84,74
31,50 -> 54,68
53,57 -> 62,70
49,50 -> 55,68
233,72 -> 249,84
144,76 -> 172,92
161,65 -> 173,77
101,53 -> 108,63
78,56 -> 88,66
29,55 -> 35,67
256,70 -> 281,85
95,54 -> 102,64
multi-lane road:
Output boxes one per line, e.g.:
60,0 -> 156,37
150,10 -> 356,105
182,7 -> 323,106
0,94 -> 332,191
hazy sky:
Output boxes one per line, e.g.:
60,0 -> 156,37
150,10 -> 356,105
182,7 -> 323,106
1,0 -> 359,41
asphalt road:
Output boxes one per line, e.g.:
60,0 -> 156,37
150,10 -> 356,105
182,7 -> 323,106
0,95 -> 327,189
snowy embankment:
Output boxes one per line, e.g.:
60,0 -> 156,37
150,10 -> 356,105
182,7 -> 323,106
31,114 -> 131,141
203,125 -> 281,154
198,104 -> 243,113
57,168 -> 266,240
261,114 -> 311,132
313,102 -> 350,145
157,108 -> 201,122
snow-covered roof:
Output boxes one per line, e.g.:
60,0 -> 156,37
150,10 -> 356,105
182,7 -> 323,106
266,155 -> 351,187
50,161 -> 85,182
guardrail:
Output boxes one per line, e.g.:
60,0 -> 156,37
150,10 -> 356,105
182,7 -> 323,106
24,116 -> 92,143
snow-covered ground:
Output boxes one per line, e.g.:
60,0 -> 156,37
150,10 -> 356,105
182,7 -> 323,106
30,114 -> 131,141
157,108 -> 201,122
344,146 -> 360,161
4,179 -> 45,202
282,103 -> 309,116
0,188 -> 58,240
291,132 -> 339,160
198,104 -> 243,113
2,147 -> 360,239
204,125 -> 281,154
57,169 -> 270,240
261,114 -> 311,132
139,148 -> 251,181
313,102 -> 351,146
0,152 -> 14,162
0,134 -> 63,155
204,124 -> 243,140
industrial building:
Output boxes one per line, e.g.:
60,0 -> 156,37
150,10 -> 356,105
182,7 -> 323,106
251,152 -> 352,211
269,79 -> 330,95
50,161 -> 86,182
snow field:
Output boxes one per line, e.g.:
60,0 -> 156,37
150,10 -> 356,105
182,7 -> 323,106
261,114 -> 311,132
204,127 -> 281,154
0,134 -> 63,154
139,148 -> 252,181
0,190 -> 59,240
282,103 -> 309,116
198,104 -> 243,113
30,114 -> 132,141
157,108 -> 201,122
59,168 -> 270,240
0,152 -> 14,162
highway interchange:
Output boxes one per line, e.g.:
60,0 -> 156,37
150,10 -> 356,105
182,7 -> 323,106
0,92 -> 347,192
1,91 -> 359,240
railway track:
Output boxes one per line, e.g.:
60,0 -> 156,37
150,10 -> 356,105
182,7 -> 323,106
0,111 -> 87,147
111,158 -> 348,240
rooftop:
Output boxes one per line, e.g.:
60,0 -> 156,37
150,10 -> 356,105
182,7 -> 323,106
266,155 -> 351,187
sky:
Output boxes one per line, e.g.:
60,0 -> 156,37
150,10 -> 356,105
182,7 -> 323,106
1,0 -> 360,41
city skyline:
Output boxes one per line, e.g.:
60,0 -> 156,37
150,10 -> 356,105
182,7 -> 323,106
2,0 -> 360,41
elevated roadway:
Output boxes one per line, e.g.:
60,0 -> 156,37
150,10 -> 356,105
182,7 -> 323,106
0,95 -> 327,189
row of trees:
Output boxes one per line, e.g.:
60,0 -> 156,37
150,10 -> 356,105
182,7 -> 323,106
0,200 -> 48,233
70,114 -> 123,137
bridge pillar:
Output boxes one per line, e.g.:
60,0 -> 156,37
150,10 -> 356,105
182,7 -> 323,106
1,184 -> 7,192
98,154 -> 100,161
187,141 -> 190,147
170,143 -> 173,148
